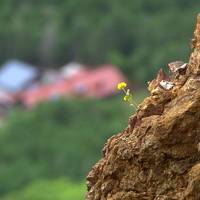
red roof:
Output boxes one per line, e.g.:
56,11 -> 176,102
20,65 -> 126,107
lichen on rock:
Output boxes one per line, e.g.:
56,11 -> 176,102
86,14 -> 200,200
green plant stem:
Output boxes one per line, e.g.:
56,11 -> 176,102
122,88 -> 138,110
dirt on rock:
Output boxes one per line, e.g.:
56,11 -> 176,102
86,14 -> 200,200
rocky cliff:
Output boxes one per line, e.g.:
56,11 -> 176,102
86,14 -> 200,200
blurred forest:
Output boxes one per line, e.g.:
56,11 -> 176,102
0,0 -> 200,199
0,0 -> 200,83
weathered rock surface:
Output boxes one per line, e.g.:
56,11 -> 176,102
86,14 -> 200,200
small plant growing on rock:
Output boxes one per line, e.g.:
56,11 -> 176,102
117,82 -> 138,109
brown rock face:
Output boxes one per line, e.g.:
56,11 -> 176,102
86,14 -> 200,200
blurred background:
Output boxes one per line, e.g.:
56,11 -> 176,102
0,1 -> 199,199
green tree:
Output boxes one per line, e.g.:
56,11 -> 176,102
0,96 -> 145,195
2,179 -> 85,200
0,0 -> 199,83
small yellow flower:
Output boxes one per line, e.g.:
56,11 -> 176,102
123,95 -> 131,102
123,95 -> 129,102
117,82 -> 127,90
117,82 -> 137,109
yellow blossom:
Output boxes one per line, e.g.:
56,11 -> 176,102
117,82 -> 127,90
123,94 -> 132,102
123,95 -> 129,102
117,81 -> 137,109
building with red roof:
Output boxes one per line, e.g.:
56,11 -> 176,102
19,64 -> 127,108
